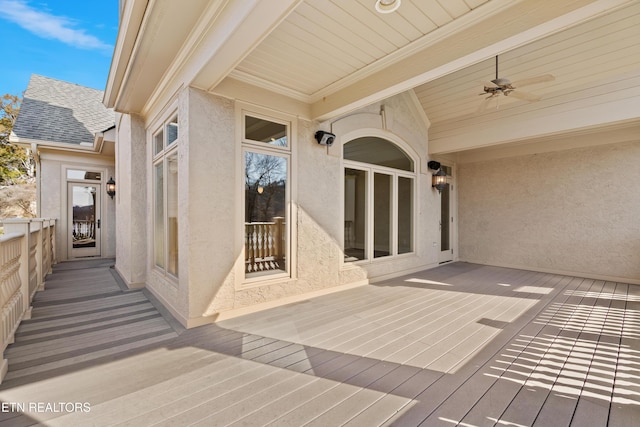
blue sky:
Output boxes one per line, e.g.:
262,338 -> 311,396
0,0 -> 118,97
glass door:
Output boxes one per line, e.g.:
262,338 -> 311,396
68,183 -> 101,258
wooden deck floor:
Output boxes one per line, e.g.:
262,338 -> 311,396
0,261 -> 637,426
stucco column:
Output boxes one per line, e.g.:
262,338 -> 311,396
114,113 -> 147,288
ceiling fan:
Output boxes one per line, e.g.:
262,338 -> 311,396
477,55 -> 554,112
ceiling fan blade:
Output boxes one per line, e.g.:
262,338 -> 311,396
508,90 -> 541,102
512,74 -> 555,88
475,96 -> 494,113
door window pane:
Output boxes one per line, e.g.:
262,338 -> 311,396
154,163 -> 164,268
167,153 -> 179,276
398,176 -> 413,254
245,151 -> 287,276
71,186 -> 96,248
344,168 -> 367,262
374,173 -> 392,258
441,181 -> 451,252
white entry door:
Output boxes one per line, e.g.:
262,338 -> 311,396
68,183 -> 101,258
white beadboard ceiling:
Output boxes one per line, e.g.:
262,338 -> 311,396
228,0 -> 638,126
232,0 -> 492,97
109,0 -> 639,140
415,2 -> 640,126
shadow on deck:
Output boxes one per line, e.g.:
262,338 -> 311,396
0,260 -> 638,426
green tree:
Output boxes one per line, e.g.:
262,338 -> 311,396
1,94 -> 31,184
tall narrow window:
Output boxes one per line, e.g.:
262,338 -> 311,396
152,114 -> 179,277
154,163 -> 164,268
242,112 -> 291,280
167,152 -> 179,276
344,136 -> 415,262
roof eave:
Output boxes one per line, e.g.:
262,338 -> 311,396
104,0 -> 149,109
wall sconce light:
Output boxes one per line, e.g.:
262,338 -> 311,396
106,177 -> 116,199
432,169 -> 447,194
428,161 -> 447,194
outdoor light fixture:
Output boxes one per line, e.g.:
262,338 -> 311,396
375,0 -> 401,13
432,169 -> 447,194
427,160 -> 447,193
106,177 -> 116,199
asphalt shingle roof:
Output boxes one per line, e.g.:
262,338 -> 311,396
12,74 -> 115,146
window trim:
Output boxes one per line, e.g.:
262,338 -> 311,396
237,103 -> 297,288
342,131 -> 418,265
150,111 -> 180,280
242,111 -> 290,151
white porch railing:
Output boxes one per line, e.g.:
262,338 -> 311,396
245,218 -> 285,273
0,218 -> 56,383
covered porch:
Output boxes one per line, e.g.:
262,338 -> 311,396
0,260 -> 637,426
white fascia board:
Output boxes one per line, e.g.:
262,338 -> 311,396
9,135 -> 104,154
104,0 -> 149,108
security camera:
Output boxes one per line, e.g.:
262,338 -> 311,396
315,131 -> 335,146
427,160 -> 441,170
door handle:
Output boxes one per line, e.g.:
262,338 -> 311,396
97,219 -> 101,229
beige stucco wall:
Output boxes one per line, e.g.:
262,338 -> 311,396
457,140 -> 640,283
183,88 -> 237,321
137,87 -> 444,326
114,113 -> 147,287
38,150 -> 115,262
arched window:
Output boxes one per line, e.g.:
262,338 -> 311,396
344,136 -> 415,262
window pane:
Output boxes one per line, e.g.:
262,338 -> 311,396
344,137 -> 413,171
398,177 -> 413,254
166,117 -> 178,146
374,173 -> 392,258
167,153 -> 178,276
441,181 -> 451,252
344,168 -> 367,262
245,151 -> 287,276
245,115 -> 287,147
154,163 -> 164,268
67,170 -> 101,180
71,185 -> 97,248
154,130 -> 164,156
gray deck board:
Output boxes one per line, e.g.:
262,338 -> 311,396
0,261 -> 637,426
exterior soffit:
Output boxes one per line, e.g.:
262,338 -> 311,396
110,0 -> 211,113
119,0 -> 303,117
309,0 -> 635,121
109,0 -> 634,126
